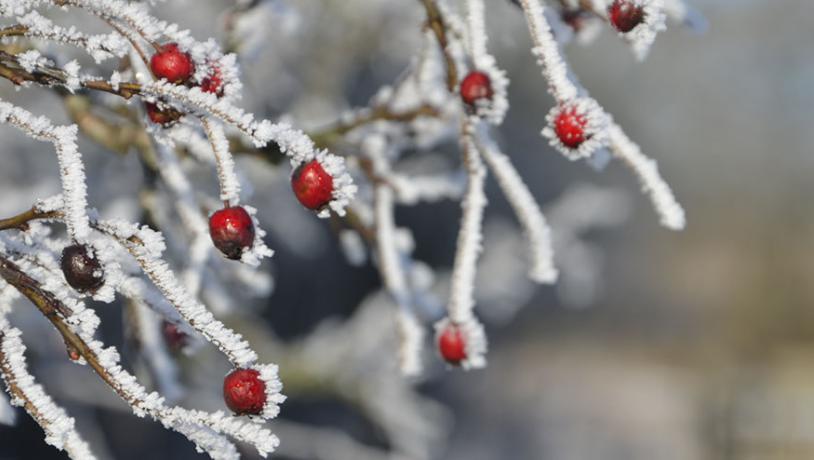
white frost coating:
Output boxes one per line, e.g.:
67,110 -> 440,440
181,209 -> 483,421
433,316 -> 487,370
476,128 -> 557,283
16,11 -> 129,63
395,309 -> 424,377
463,0 -> 509,124
238,205 -> 274,267
0,323 -> 97,460
607,123 -> 685,230
517,0 -> 578,101
612,0 -> 667,60
446,132 -> 487,324
16,49 -> 46,73
252,363 -> 287,420
0,100 -> 91,241
541,97 -> 609,161
201,117 -> 241,205
374,186 -> 424,376
63,60 -> 82,92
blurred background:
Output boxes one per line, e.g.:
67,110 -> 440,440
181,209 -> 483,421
1,0 -> 813,459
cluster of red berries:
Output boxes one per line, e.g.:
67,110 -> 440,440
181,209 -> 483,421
609,0 -> 645,33
146,43 -> 225,126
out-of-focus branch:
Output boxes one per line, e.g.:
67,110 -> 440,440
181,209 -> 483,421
418,0 -> 458,91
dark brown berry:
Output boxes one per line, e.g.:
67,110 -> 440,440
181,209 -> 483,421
60,244 -> 105,293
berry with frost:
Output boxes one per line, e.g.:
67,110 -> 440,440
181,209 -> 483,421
200,67 -> 224,96
209,206 -> 256,260
554,105 -> 589,149
223,368 -> 266,415
60,244 -> 105,293
460,71 -> 493,107
291,160 -> 334,211
438,323 -> 467,365
609,0 -> 645,33
150,43 -> 195,84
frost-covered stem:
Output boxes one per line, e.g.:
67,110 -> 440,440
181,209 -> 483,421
0,100 -> 91,241
607,124 -> 686,230
201,117 -> 241,205
464,0 -> 488,65
373,185 -> 424,376
0,208 -> 60,231
0,50 -> 141,98
0,326 -> 97,460
418,0 -> 459,91
447,127 -> 488,323
0,255 -> 277,458
104,228 -> 259,367
475,128 -> 558,283
516,0 -> 579,101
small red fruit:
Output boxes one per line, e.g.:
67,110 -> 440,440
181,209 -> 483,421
61,244 -> 105,293
150,43 -> 195,83
209,206 -> 255,260
291,160 -> 334,210
554,106 -> 589,149
459,71 -> 493,107
438,324 -> 467,365
145,101 -> 182,126
609,0 -> 645,33
223,368 -> 266,415
162,321 -> 188,352
200,67 -> 224,96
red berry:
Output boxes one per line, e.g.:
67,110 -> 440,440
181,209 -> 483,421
200,67 -> 224,96
554,106 -> 589,149
145,101 -> 182,126
150,43 -> 195,83
609,0 -> 645,33
223,368 -> 266,415
291,160 -> 334,210
209,206 -> 255,260
162,321 -> 188,352
438,324 -> 467,365
61,244 -> 105,293
459,71 -> 493,107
